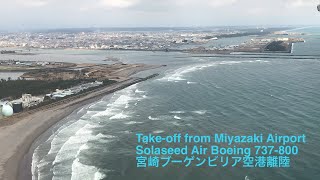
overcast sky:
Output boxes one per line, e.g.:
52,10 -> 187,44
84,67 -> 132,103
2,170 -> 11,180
1,0 -> 320,30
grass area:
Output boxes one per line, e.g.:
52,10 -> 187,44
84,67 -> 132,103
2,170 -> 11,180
0,79 -> 115,99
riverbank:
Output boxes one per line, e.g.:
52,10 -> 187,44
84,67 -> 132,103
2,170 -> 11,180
0,74 -> 158,180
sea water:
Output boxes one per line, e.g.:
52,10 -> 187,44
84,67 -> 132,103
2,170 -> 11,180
30,28 -> 320,180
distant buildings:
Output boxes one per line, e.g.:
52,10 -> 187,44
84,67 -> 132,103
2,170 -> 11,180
0,31 -> 229,51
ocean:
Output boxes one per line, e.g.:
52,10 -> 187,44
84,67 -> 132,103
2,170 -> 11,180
23,28 -> 320,180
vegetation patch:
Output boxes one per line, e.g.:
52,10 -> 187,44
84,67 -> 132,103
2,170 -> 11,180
0,79 -> 115,99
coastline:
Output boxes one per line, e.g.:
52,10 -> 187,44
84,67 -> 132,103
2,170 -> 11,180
19,94 -> 105,180
0,75 -> 158,180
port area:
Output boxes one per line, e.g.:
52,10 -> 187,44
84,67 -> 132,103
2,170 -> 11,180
187,37 -> 305,54
0,60 -> 163,120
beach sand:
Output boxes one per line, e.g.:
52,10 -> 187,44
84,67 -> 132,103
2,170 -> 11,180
0,77 -> 148,180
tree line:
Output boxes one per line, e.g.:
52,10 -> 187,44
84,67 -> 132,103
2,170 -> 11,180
0,78 -> 115,100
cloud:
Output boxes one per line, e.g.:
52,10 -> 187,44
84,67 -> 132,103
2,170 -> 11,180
247,7 -> 267,15
208,0 -> 238,7
283,0 -> 318,8
99,0 -> 140,8
78,0 -> 140,11
0,0 -> 319,29
175,0 -> 238,8
17,0 -> 51,7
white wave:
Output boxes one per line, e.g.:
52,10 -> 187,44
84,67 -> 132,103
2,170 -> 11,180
33,83 -> 144,180
159,60 -> 268,82
32,119 -> 87,179
48,123 -> 98,179
96,133 -> 116,139
72,132 -> 113,180
95,171 -> 107,180
85,110 -> 100,114
77,107 -> 85,114
92,84 -> 143,118
113,95 -> 134,107
92,108 -> 117,117
47,123 -> 113,180
52,123 -> 98,166
77,144 -> 89,157
153,130 -> 164,134
187,81 -> 197,84
170,121 -> 191,127
33,85 -> 146,179
47,120 -> 90,155
31,146 -> 41,180
71,158 -> 106,180
169,111 -> 185,114
192,110 -> 207,115
148,116 -> 160,121
124,121 -> 143,125
88,103 -> 96,109
214,85 -> 222,89
171,121 -> 181,126
252,60 -> 269,63
109,112 -> 130,120
135,89 -> 145,94
174,115 -> 182,120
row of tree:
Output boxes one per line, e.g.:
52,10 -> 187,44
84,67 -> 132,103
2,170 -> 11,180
1,77 -> 26,82
0,79 -> 110,99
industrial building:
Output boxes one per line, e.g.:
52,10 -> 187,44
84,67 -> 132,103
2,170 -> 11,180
49,81 -> 103,99
0,81 -> 104,119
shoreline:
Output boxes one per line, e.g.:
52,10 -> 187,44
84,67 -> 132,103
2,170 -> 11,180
0,74 -> 158,180
19,94 -> 105,180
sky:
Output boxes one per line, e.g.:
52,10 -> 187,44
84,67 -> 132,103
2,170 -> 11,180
0,0 -> 319,30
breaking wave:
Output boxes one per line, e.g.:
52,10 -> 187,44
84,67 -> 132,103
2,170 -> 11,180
148,116 -> 160,120
32,83 -> 147,180
159,60 -> 268,82
169,111 -> 185,114
192,110 -> 207,115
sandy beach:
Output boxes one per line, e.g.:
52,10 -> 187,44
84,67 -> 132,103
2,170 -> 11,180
0,76 -> 156,180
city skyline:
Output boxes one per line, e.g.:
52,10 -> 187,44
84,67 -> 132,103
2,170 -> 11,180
0,0 -> 319,30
